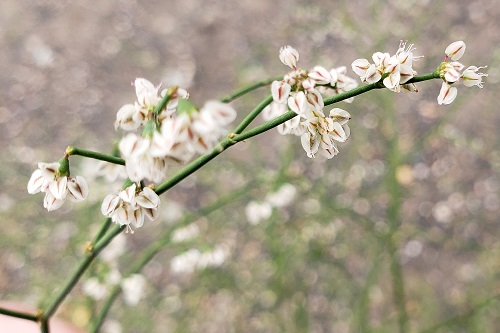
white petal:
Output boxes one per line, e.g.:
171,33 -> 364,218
48,177 -> 68,199
120,184 -> 137,203
279,46 -> 299,69
364,64 -> 381,83
101,193 -> 120,216
287,91 -> 308,116
38,162 -> 60,179
27,169 -> 45,194
43,192 -> 65,211
200,100 -> 237,126
445,41 -> 466,61
351,59 -> 371,77
437,82 -> 458,105
115,104 -> 142,131
444,68 -> 461,83
308,66 -> 331,84
119,134 -> 150,159
330,122 -> 347,142
329,108 -> 351,126
135,187 -> 160,209
383,71 -> 401,90
67,176 -> 89,202
300,132 -> 320,158
271,81 -> 291,104
134,78 -> 158,107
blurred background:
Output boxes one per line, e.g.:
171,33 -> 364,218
1,0 -> 499,332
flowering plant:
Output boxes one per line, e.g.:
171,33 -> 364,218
2,40 -> 488,332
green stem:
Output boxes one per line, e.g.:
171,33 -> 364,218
154,86 -> 177,115
40,318 -> 49,333
0,306 -> 38,322
91,218 -> 112,244
43,225 -> 124,319
220,76 -> 282,103
383,94 -> 408,333
155,71 -> 441,196
232,95 -> 274,134
66,146 -> 125,165
92,183 -> 254,332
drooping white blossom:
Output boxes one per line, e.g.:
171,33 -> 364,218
27,161 -> 89,211
101,184 -> 160,233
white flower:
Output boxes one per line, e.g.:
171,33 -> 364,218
265,183 -> 297,208
445,41 -> 466,61
83,278 -> 108,300
101,184 -> 161,233
121,274 -> 147,306
262,102 -> 301,135
27,162 -> 59,194
279,46 -> 300,69
172,223 -> 200,243
115,104 -> 143,131
96,161 -> 127,183
27,161 -> 89,211
119,133 -> 169,183
461,66 -> 488,88
245,201 -> 272,225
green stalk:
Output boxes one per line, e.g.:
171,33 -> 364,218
220,76 -> 282,103
42,225 -> 124,319
66,146 -> 125,165
232,95 -> 274,134
0,306 -> 38,322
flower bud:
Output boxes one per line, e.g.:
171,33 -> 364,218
279,46 -> 299,69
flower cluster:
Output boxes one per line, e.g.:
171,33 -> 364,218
27,161 -> 89,211
101,183 -> 161,233
116,78 -> 236,183
437,41 -> 488,105
264,46 -> 355,159
351,40 -> 422,92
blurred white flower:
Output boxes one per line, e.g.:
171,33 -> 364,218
171,223 -> 200,243
245,201 -> 272,225
121,274 -> 147,306
265,183 -> 297,208
170,246 -> 229,274
83,277 -> 108,300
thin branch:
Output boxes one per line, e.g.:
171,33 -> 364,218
220,76 -> 282,103
66,146 -> 125,166
0,306 -> 38,322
